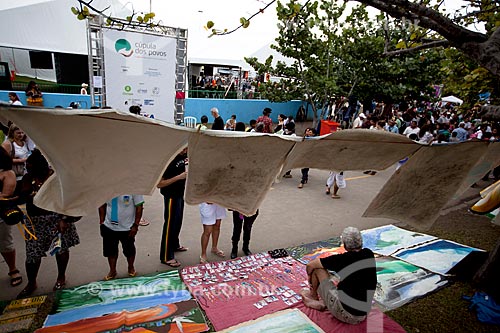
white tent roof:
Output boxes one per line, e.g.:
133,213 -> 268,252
441,95 -> 463,105
0,0 -> 131,54
189,57 -> 252,71
249,42 -> 295,67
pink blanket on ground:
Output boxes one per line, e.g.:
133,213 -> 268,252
295,302 -> 406,333
181,254 -> 309,331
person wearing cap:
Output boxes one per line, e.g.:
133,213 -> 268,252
80,83 -> 88,95
302,227 -> 376,324
256,107 -> 274,133
352,113 -> 366,129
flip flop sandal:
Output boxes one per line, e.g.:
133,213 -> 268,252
164,260 -> 181,267
211,249 -> 225,258
128,271 -> 137,277
104,273 -> 117,281
8,270 -> 22,287
175,246 -> 189,252
331,195 -> 341,199
139,218 -> 150,226
199,256 -> 208,264
53,280 -> 66,291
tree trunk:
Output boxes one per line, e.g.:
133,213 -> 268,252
353,0 -> 500,77
474,238 -> 500,301
459,28 -> 500,78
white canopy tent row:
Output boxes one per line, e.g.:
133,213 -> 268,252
0,0 -> 282,83
0,0 -> 130,82
441,95 -> 464,105
1,105 -> 498,230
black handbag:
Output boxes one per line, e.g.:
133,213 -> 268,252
0,198 -> 24,225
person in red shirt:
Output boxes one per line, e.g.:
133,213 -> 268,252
256,108 -> 274,133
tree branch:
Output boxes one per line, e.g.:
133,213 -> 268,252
384,40 -> 450,56
354,0 -> 488,45
215,0 -> 277,35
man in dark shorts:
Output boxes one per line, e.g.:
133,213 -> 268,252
99,195 -> 144,280
304,227 -> 377,324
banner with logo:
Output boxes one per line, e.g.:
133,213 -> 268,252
102,29 -> 177,123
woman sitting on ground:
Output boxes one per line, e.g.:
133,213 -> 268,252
17,149 -> 80,298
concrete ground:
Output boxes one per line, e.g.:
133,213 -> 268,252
0,166 -> 401,301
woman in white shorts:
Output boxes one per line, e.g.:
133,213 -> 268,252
199,203 -> 226,263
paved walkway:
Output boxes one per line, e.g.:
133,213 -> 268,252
1,166 -> 401,301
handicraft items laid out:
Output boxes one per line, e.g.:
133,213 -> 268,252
181,253 -> 309,331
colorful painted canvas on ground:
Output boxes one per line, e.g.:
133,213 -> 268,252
54,271 -> 186,312
286,237 -> 342,264
362,224 -> 436,256
43,271 -> 195,328
181,253 -> 309,331
374,257 -> 448,311
218,309 -> 325,333
393,239 -> 484,275
295,302 -> 406,333
36,300 -> 208,333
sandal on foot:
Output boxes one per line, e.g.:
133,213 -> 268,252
163,260 -> 181,268
17,284 -> 37,299
139,218 -> 150,226
128,271 -> 137,277
175,246 -> 189,252
8,270 -> 22,287
104,272 -> 117,281
211,249 -> 225,258
331,194 -> 341,199
199,256 -> 208,264
53,280 -> 66,291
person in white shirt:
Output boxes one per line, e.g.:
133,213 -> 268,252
99,195 -> 144,280
403,120 -> 420,138
80,83 -> 88,95
8,92 -> 22,106
352,113 -> 366,129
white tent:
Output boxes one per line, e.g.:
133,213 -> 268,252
441,95 -> 463,105
0,0 -> 131,81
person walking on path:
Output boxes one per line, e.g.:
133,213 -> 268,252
157,148 -> 188,267
98,195 -> 144,280
325,171 -> 346,199
298,128 -> 316,188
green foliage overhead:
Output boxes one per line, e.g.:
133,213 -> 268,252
246,0 -> 450,124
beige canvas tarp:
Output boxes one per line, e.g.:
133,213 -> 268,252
0,106 -> 497,229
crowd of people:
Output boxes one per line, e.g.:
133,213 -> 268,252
350,102 -> 499,144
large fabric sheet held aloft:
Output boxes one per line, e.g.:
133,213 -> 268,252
1,106 -> 497,229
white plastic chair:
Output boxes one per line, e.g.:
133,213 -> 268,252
184,116 -> 197,128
